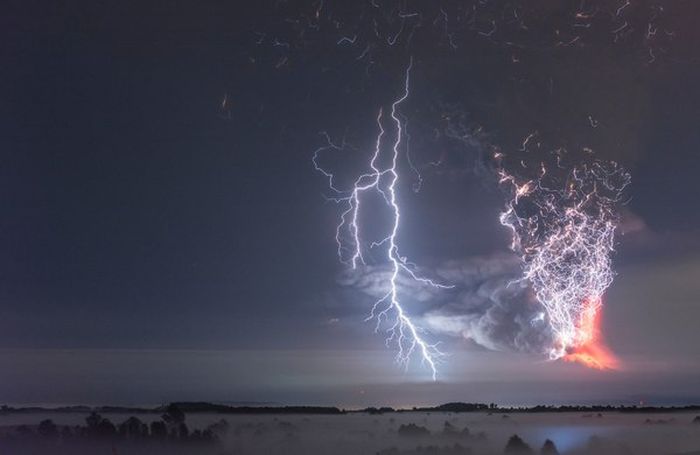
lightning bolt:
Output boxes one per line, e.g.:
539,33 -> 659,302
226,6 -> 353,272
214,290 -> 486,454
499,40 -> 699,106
314,58 -> 450,381
499,156 -> 630,368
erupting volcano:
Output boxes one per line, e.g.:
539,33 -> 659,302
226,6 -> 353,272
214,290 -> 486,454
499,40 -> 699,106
562,299 -> 619,370
499,159 -> 630,369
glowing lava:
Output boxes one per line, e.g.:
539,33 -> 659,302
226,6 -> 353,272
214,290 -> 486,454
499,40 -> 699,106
562,299 -> 619,370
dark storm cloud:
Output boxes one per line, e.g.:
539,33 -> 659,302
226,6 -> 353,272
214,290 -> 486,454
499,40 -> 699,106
337,254 -> 554,354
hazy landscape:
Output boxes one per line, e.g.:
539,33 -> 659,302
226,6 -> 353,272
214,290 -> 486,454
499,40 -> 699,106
2,404 -> 700,455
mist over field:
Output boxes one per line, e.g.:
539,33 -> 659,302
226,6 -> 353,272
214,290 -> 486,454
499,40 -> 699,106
2,409 -> 700,455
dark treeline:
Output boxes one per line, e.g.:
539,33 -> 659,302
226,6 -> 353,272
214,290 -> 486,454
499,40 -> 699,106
0,402 -> 343,415
3,401 -> 700,417
169,402 -> 344,414
0,405 -> 154,415
357,402 -> 700,414
0,404 -> 227,448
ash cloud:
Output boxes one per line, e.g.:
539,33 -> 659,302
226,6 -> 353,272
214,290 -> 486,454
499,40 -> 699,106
337,254 -> 554,355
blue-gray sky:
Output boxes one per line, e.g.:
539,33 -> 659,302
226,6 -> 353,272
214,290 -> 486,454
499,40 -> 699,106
1,1 -> 699,406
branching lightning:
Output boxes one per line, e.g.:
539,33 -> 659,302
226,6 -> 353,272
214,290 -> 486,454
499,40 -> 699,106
499,156 -> 630,369
254,0 -> 687,376
313,58 -> 450,381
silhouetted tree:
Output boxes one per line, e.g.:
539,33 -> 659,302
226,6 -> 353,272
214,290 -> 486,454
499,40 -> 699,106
206,419 -> 229,437
540,439 -> 560,455
37,419 -> 58,439
177,422 -> 189,440
504,434 -> 534,454
96,418 -> 117,438
202,428 -> 216,442
398,423 -> 430,437
118,416 -> 148,439
85,412 -> 102,431
443,421 -> 458,435
162,404 -> 185,426
150,421 -> 167,440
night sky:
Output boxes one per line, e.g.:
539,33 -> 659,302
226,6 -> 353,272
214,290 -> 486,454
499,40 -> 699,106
2,1 -> 699,407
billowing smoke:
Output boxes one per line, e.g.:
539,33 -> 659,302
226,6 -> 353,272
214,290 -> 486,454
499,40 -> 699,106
338,254 -> 554,355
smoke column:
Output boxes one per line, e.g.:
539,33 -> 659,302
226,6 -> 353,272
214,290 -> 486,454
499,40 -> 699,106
498,156 -> 631,369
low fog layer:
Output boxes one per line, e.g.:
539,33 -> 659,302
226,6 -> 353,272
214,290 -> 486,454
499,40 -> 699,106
2,411 -> 699,455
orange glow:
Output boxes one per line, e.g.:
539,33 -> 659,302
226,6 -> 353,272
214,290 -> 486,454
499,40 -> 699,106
564,340 -> 619,370
562,300 -> 620,370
